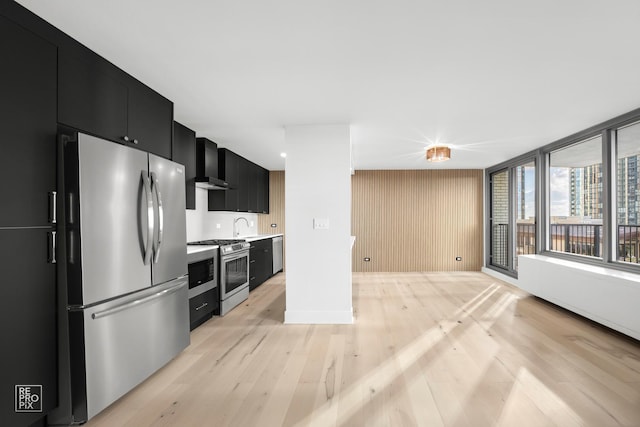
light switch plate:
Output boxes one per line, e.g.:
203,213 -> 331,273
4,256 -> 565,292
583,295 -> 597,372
314,218 -> 330,230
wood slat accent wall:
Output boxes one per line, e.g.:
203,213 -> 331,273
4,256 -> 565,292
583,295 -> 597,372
259,169 -> 484,272
351,170 -> 484,272
258,171 -> 286,269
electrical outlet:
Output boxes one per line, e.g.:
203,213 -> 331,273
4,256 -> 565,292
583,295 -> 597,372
250,221 -> 254,227
455,256 -> 462,261
216,224 -> 221,229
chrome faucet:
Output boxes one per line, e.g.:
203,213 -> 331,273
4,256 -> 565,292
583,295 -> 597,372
233,217 -> 250,237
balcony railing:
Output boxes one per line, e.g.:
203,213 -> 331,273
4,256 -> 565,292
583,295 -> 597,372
491,223 -> 508,268
493,223 -> 640,265
516,223 -> 536,255
550,224 -> 601,257
618,225 -> 640,263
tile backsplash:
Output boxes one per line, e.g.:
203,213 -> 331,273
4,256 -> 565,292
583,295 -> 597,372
186,188 -> 258,242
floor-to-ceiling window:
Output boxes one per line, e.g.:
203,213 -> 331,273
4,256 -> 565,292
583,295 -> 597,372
486,106 -> 640,276
487,158 -> 537,275
489,169 -> 509,270
515,161 -> 536,270
548,135 -> 603,259
615,121 -> 640,264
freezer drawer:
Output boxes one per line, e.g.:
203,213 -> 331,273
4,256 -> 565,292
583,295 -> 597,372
69,278 -> 189,422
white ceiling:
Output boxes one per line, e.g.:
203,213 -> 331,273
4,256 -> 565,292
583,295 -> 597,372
16,0 -> 640,171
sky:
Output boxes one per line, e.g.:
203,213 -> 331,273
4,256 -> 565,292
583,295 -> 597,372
549,167 -> 569,217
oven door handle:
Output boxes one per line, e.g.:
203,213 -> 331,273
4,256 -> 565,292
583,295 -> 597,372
221,251 -> 249,263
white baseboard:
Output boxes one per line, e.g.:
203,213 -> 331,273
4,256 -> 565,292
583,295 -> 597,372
284,308 -> 354,324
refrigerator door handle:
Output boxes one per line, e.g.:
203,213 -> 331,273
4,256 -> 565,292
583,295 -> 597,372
91,280 -> 187,320
151,171 -> 164,264
142,171 -> 154,265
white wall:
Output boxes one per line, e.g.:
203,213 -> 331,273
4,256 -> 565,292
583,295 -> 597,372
484,256 -> 640,341
185,187 -> 258,241
284,124 -> 353,324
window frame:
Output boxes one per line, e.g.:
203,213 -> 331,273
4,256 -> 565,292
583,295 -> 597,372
485,151 -> 539,278
611,119 -> 640,267
485,106 -> 640,277
546,133 -> 606,261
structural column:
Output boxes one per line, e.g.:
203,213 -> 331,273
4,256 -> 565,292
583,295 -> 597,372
284,124 -> 353,324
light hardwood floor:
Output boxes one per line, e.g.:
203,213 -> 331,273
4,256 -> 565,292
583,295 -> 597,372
85,272 -> 640,427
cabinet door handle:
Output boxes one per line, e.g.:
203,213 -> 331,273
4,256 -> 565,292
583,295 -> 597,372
122,135 -> 130,142
48,191 -> 57,224
48,231 -> 57,264
132,139 -> 139,144
195,302 -> 208,311
250,260 -> 256,264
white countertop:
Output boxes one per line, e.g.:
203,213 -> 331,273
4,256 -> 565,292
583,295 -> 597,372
186,234 -> 283,255
240,233 -> 283,242
187,245 -> 219,255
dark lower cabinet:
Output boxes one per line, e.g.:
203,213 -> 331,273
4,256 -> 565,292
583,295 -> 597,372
189,288 -> 219,330
0,229 -> 57,426
249,239 -> 273,291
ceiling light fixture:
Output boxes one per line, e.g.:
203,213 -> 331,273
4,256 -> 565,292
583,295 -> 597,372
280,152 -> 287,158
426,145 -> 451,162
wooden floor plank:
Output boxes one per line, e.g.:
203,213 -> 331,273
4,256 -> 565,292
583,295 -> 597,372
82,272 -> 640,427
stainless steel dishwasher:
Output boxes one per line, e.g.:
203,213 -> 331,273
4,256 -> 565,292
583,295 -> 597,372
272,236 -> 283,274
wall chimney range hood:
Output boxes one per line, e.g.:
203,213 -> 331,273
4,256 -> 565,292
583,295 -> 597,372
195,176 -> 229,190
195,137 -> 229,190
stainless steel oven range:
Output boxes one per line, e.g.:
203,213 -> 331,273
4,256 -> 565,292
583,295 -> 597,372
188,239 -> 250,315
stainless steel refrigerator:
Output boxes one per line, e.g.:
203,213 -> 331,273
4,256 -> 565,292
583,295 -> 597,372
50,132 -> 189,424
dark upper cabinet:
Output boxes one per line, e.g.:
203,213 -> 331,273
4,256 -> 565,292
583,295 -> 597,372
0,15 -> 57,227
257,168 -> 270,214
58,42 -> 172,159
238,158 -> 250,212
57,46 -> 128,146
208,148 -> 269,213
128,81 -> 173,158
173,122 -> 196,210
247,163 -> 258,213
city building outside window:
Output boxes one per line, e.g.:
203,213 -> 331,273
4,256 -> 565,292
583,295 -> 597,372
548,135 -> 603,259
615,121 -> 640,264
515,161 -> 535,270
